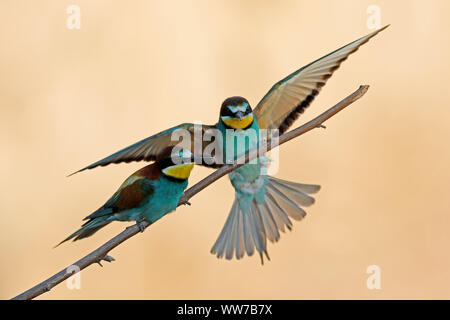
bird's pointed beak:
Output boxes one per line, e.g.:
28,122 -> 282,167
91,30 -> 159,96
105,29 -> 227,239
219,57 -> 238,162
235,111 -> 244,120
189,154 -> 216,165
189,154 -> 212,161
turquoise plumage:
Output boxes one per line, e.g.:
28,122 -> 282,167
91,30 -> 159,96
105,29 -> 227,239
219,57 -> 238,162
210,96 -> 319,262
69,26 -> 388,261
58,148 -> 195,245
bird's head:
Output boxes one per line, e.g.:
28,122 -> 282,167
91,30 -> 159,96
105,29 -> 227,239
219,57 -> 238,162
158,147 -> 195,180
220,96 -> 254,129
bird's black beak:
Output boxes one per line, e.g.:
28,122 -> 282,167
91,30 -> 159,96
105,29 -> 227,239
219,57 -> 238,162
189,154 -> 217,166
190,154 -> 215,163
235,111 -> 244,120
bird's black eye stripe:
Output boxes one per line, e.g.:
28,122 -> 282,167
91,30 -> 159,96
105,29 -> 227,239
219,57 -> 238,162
220,105 -> 252,117
220,97 -> 252,117
160,155 -> 185,169
159,157 -> 173,169
220,107 -> 234,117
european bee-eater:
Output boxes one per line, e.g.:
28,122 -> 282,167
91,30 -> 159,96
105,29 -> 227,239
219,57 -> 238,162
69,26 -> 388,261
59,147 -> 198,245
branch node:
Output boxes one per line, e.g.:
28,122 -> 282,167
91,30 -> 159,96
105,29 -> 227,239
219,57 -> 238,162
103,255 -> 115,263
96,255 -> 115,267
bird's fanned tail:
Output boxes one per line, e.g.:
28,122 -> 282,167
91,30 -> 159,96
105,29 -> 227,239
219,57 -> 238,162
211,176 -> 320,263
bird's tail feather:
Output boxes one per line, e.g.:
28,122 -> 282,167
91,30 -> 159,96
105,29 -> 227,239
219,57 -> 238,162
55,218 -> 111,247
211,176 -> 320,263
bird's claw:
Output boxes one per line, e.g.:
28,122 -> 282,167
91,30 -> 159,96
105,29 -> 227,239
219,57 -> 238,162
317,124 -> 326,129
184,201 -> 191,206
137,221 -> 146,233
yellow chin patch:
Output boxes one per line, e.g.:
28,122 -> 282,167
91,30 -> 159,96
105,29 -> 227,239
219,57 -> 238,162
162,163 -> 194,179
221,114 -> 254,129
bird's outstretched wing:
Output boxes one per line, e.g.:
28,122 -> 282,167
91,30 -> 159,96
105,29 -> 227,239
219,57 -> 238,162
69,123 -> 216,175
253,25 -> 389,133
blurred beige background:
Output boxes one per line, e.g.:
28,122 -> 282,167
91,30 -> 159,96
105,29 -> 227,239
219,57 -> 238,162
1,0 -> 450,299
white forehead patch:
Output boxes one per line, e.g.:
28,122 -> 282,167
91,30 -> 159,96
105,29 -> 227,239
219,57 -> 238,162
227,103 -> 248,113
180,148 -> 192,158
171,147 -> 193,164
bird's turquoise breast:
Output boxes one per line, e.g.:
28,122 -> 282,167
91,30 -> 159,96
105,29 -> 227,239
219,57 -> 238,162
218,119 -> 268,213
141,177 -> 188,223
218,119 -> 263,182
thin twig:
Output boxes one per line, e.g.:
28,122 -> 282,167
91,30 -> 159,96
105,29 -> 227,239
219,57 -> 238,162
11,85 -> 369,300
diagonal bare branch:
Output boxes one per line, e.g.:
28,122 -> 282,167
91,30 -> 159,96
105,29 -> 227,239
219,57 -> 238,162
11,85 -> 369,300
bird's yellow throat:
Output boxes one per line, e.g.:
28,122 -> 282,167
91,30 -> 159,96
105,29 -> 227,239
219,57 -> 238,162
162,163 -> 194,179
221,114 -> 254,129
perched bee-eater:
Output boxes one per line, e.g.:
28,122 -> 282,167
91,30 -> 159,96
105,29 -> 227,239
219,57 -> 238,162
69,26 -> 388,261
58,147 -> 199,245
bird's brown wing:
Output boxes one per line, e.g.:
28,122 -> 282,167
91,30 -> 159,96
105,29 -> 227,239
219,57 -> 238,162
253,25 -> 389,134
70,122 -> 217,175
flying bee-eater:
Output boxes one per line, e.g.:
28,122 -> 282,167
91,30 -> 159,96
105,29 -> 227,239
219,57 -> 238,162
69,26 -> 388,261
58,147 -> 200,245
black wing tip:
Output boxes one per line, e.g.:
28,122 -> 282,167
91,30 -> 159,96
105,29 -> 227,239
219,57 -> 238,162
53,237 -> 71,248
67,164 -> 97,177
67,157 -> 151,178
379,24 -> 391,31
66,162 -> 108,177
67,169 -> 82,177
367,24 -> 390,38
53,242 -> 63,249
